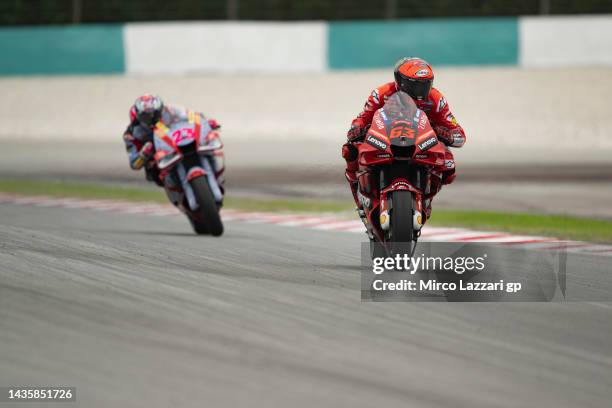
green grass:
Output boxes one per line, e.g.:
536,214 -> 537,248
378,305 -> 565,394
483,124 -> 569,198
427,211 -> 612,243
0,179 -> 353,213
1,179 -> 610,243
0,179 -> 168,203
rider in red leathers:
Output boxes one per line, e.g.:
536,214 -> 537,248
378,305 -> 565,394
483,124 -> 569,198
122,94 -> 221,186
342,57 -> 466,220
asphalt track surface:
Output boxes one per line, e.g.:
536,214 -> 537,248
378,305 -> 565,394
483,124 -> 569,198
1,203 -> 611,407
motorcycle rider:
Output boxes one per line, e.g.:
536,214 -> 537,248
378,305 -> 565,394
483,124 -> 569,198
122,94 -> 221,186
342,57 -> 466,221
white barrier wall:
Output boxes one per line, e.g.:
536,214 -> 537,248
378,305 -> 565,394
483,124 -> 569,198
520,16 -> 612,67
124,22 -> 327,74
121,17 -> 612,75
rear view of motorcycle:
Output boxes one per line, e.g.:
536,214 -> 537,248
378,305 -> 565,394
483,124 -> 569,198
153,113 -> 225,236
356,91 -> 449,258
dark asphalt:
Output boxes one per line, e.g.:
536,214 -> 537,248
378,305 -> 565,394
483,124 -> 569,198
0,203 -> 611,407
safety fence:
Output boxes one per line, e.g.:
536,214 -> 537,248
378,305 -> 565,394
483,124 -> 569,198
3,0 -> 611,24
0,16 -> 611,75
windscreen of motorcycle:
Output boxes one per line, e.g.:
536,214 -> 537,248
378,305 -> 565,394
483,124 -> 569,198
379,91 -> 433,147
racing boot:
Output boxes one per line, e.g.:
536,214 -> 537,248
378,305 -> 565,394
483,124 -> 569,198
422,198 -> 433,223
346,168 -> 373,238
343,142 -> 361,207
343,141 -> 373,238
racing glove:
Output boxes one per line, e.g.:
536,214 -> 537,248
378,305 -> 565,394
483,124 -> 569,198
208,119 -> 221,130
434,126 -> 465,148
140,141 -> 154,158
132,141 -> 154,170
347,125 -> 365,142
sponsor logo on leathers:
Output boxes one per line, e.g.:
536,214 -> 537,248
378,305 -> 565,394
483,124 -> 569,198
366,134 -> 388,150
437,97 -> 446,113
371,89 -> 380,104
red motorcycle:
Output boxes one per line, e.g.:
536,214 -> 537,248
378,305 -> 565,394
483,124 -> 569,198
355,91 -> 449,257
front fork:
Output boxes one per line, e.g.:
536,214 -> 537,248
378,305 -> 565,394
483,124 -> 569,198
167,155 -> 224,212
376,167 -> 428,239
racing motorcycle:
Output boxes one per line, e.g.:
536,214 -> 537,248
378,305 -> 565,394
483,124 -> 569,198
152,113 -> 225,236
355,91 -> 449,257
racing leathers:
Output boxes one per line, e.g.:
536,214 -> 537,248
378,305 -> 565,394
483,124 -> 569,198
122,105 -> 220,186
342,82 -> 466,216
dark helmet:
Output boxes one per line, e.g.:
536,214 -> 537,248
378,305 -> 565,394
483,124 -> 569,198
393,57 -> 434,101
134,94 -> 164,127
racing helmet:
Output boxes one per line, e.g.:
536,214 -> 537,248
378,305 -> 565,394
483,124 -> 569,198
393,57 -> 434,101
134,94 -> 164,127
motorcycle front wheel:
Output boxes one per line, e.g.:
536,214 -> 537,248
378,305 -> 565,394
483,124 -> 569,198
389,190 -> 416,255
188,217 -> 209,235
189,176 -> 224,237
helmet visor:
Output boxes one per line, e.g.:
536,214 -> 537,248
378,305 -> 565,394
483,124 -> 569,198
138,111 -> 157,127
398,78 -> 432,100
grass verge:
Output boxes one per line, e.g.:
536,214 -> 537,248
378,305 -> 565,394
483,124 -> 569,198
0,179 -> 353,213
427,211 -> 612,243
0,179 -> 610,243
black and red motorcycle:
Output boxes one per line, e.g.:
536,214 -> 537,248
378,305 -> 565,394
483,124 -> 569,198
355,91 -> 449,257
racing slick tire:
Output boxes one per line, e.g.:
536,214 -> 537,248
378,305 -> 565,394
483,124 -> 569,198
190,176 -> 224,237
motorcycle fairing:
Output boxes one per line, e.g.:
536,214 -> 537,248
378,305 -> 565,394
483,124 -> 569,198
360,92 -> 447,170
152,117 -> 224,211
